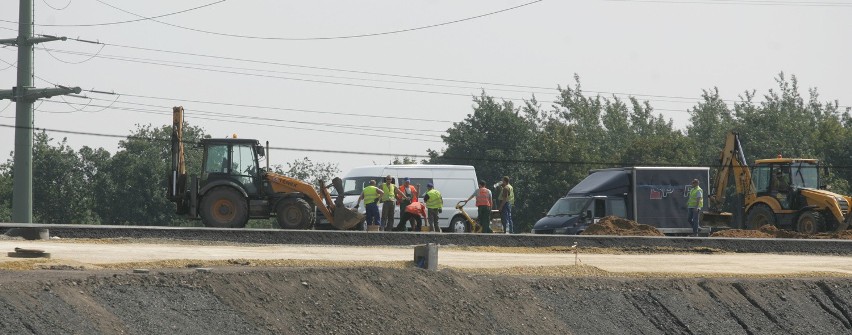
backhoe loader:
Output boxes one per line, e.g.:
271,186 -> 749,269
166,106 -> 363,229
703,131 -> 851,234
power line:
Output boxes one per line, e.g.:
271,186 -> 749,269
41,44 -> 106,64
603,0 -> 852,6
65,40 -> 776,106
40,98 -> 447,136
39,47 -> 565,98
41,0 -> 72,11
0,1 -> 227,27
35,101 -> 445,142
82,90 -> 456,123
94,0 -> 546,41
32,47 -> 696,111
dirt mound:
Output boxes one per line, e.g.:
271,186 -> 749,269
581,216 -> 664,236
814,230 -> 852,240
711,229 -> 774,238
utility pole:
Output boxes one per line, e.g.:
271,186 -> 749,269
0,0 -> 80,239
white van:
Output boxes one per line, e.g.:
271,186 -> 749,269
324,164 -> 480,233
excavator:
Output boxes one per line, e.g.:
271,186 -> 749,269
702,131 -> 851,234
166,106 -> 363,229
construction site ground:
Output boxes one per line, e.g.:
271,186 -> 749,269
0,234 -> 851,334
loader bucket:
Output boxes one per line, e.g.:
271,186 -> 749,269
700,211 -> 733,228
332,206 -> 364,230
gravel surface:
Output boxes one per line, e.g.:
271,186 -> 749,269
0,267 -> 850,334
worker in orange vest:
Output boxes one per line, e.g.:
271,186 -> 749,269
394,200 -> 427,232
464,180 -> 493,233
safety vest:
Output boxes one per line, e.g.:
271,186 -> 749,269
425,189 -> 443,209
405,201 -> 426,217
381,183 -> 396,201
687,186 -> 703,208
475,187 -> 492,207
398,184 -> 418,203
363,185 -> 380,205
500,184 -> 515,205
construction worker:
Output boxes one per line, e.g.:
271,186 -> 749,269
395,177 -> 418,230
771,169 -> 791,208
687,178 -> 704,236
354,180 -> 384,230
464,180 -> 493,233
380,175 -> 397,231
394,200 -> 427,231
498,176 -> 514,234
423,183 -> 443,232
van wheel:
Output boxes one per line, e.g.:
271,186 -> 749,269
450,216 -> 469,233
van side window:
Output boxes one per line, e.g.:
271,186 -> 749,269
594,199 -> 606,218
607,199 -> 627,217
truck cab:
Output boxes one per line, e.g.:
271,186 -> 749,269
532,195 -> 627,234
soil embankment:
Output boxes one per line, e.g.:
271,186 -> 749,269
581,216 -> 665,236
0,267 -> 850,334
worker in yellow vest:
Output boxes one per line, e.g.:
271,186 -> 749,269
380,175 -> 397,231
423,183 -> 443,232
687,178 -> 704,236
498,176 -> 515,234
355,180 -> 384,230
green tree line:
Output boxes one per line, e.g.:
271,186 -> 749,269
429,73 -> 852,230
1,73 -> 849,230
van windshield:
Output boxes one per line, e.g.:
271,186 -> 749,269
546,198 -> 589,216
341,177 -> 382,195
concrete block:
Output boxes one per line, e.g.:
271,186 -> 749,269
414,243 -> 438,270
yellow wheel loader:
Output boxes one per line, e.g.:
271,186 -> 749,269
703,131 -> 851,234
166,107 -> 363,229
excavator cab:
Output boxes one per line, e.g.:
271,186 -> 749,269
200,138 -> 264,197
752,160 -> 818,210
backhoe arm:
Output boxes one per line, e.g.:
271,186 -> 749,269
709,131 -> 754,211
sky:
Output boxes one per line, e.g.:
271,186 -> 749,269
1,0 -> 850,175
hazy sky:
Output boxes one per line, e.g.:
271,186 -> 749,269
1,0 -> 850,175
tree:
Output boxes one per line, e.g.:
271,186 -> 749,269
273,156 -> 341,187
94,123 -> 206,226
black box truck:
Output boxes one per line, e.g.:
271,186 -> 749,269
532,167 -> 710,235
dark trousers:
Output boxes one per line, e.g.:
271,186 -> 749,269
365,203 -> 380,226
381,201 -> 395,231
478,206 -> 492,233
688,207 -> 700,234
427,208 -> 441,232
396,211 -> 422,231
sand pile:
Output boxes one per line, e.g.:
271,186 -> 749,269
581,216 -> 664,236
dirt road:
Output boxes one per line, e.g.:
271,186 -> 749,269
2,240 -> 851,276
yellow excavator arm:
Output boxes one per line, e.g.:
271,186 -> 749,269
708,132 -> 755,214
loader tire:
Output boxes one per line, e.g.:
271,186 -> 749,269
276,198 -> 313,230
745,204 -> 775,230
796,211 -> 824,235
200,187 -> 248,228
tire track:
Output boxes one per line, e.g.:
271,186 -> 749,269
816,281 -> 852,329
698,282 -> 754,335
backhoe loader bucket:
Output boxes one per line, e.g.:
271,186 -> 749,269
332,207 -> 364,230
700,211 -> 733,228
